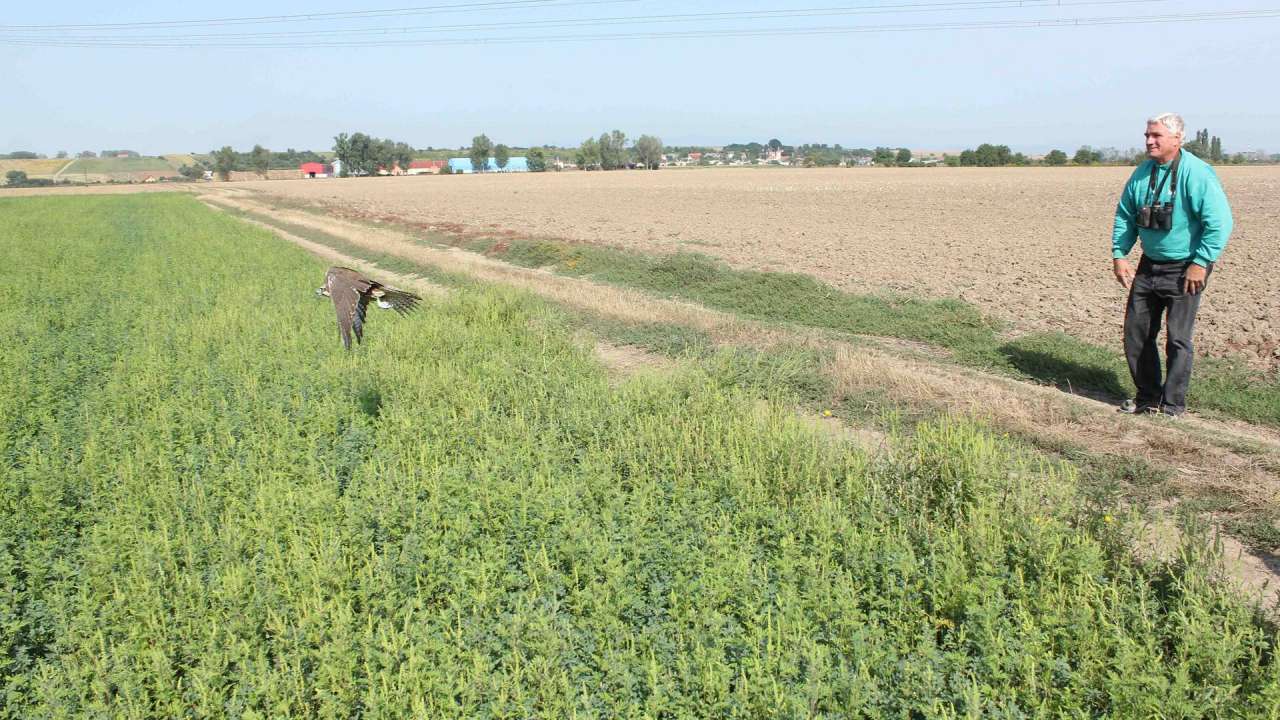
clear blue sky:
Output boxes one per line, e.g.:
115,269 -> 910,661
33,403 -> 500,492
4,0 -> 1278,155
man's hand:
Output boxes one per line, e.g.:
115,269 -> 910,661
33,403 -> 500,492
1113,258 -> 1135,289
1184,263 -> 1207,294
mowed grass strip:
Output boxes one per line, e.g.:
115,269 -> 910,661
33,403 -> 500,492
1,194 -> 1278,717
462,236 -> 1280,426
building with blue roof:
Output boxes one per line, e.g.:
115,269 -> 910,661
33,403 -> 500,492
448,157 -> 529,173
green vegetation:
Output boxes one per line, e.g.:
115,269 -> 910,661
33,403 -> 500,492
469,133 -> 492,173
526,147 -> 547,172
62,155 -> 176,174
212,145 -> 236,181
333,132 -> 414,176
1185,128 -> 1224,163
634,134 -> 663,170
457,236 -> 1280,426
2,193 -> 1277,716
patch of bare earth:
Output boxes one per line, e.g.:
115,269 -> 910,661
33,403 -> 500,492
203,187 -> 1280,609
234,167 -> 1280,370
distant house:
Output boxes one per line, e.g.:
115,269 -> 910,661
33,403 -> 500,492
447,157 -> 529,173
407,159 -> 447,175
300,162 -> 332,179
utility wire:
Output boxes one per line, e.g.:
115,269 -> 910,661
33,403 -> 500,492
0,0 -> 1166,41
4,8 -> 1277,48
0,0 -> 640,31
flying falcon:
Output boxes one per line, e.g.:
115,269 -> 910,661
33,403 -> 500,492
316,266 -> 421,349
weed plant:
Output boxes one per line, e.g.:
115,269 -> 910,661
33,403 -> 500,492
2,195 -> 1276,717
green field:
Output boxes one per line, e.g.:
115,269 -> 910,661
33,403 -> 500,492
2,194 -> 1277,717
62,156 -> 178,174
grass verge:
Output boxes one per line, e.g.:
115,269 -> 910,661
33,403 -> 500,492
454,235 -> 1280,427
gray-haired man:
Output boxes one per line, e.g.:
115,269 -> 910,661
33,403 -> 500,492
1111,113 -> 1233,417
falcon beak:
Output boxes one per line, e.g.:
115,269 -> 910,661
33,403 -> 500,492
316,288 -> 329,297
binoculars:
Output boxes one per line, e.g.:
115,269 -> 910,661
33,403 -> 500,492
1136,202 -> 1174,231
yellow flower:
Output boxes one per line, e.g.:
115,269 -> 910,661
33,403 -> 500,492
1104,515 -> 1115,524
821,409 -> 833,418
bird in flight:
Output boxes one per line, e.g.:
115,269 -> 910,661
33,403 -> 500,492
316,266 -> 421,349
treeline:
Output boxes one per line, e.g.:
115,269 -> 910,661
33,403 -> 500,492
3,170 -> 55,188
185,146 -> 331,180
574,130 -> 664,170
332,133 -> 413,177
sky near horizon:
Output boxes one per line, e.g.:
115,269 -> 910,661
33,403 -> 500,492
3,0 -> 1278,156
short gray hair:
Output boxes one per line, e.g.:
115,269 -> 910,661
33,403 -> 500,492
1147,112 -> 1185,139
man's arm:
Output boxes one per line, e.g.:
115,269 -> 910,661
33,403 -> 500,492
1112,175 -> 1139,260
1188,169 -> 1233,268
1112,172 -> 1140,288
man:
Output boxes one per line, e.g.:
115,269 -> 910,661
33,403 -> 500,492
1111,113 -> 1233,417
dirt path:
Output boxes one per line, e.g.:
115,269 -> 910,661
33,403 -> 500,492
230,167 -> 1280,370
201,186 -> 1280,610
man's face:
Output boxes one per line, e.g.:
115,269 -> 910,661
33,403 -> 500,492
1145,122 -> 1182,163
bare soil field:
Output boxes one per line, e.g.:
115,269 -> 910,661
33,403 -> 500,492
198,167 -> 1280,368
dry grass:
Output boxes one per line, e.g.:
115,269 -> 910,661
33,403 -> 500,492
0,158 -> 72,177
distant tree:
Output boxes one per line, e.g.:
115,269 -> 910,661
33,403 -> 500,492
1184,129 -> 1222,162
526,148 -> 547,172
346,133 -> 378,176
213,146 -> 236,181
332,133 -> 351,176
767,138 -> 782,152
634,134 -> 663,169
4,151 -> 38,159
978,144 -> 1012,166
599,130 -> 627,170
943,154 -> 961,167
494,143 -> 510,170
1073,146 -> 1103,165
178,163 -> 207,181
576,137 -> 601,170
1044,149 -> 1068,166
5,170 -> 28,186
250,144 -> 271,178
872,147 -> 896,166
469,133 -> 492,173
78,150 -> 96,158
439,164 -> 454,175
55,150 -> 68,159
1011,152 -> 1028,166
895,147 -> 912,165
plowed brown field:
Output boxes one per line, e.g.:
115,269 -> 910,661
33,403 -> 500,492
237,166 -> 1280,368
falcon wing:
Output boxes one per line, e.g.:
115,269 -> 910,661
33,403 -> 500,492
371,283 -> 422,316
327,268 -> 374,350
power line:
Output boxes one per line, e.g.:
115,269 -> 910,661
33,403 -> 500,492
0,0 -> 1167,42
4,7 -> 1278,48
0,0 -> 640,31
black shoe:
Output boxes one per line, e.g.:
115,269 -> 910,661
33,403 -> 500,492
1119,399 -> 1157,414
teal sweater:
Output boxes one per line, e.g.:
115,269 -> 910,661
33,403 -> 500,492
1111,149 -> 1233,267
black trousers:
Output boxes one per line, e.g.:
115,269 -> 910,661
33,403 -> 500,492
1123,256 -> 1211,414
